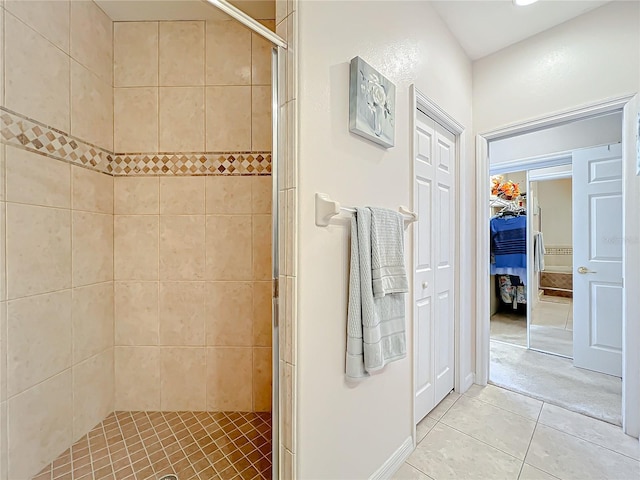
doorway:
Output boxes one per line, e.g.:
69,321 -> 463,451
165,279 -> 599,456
478,106 -> 636,432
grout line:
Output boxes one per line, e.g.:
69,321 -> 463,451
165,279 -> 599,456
517,421 -> 539,480
461,389 -> 542,422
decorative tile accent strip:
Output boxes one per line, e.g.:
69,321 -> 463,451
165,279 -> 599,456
546,247 -> 573,256
0,107 -> 272,176
1,107 -> 111,173
109,152 -> 272,176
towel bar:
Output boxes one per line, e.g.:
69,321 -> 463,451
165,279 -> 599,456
315,192 -> 418,227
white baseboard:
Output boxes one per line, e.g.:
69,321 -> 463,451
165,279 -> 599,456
463,372 -> 476,392
369,436 -> 414,480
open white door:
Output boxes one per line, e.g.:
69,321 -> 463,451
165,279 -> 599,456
414,111 -> 455,423
573,144 -> 623,377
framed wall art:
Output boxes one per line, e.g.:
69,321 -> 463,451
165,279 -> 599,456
349,56 -> 396,148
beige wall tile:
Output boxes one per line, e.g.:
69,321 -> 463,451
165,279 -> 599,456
160,347 -> 206,410
70,0 -> 112,84
0,400 -> 6,480
276,22 -> 287,108
7,290 -> 72,397
115,346 -> 160,410
159,282 -> 205,346
282,361 -> 294,451
0,146 -> 4,203
72,166 -> 114,214
253,281 -> 272,347
114,176 -> 159,214
206,347 -> 252,411
5,12 -> 70,131
284,276 -> 296,365
159,215 -> 205,280
159,21 -> 204,86
252,28 -> 274,86
72,282 -> 114,363
286,13 -> 296,102
70,61 -> 113,151
72,212 -> 113,287
205,20 -> 251,86
114,87 -> 158,152
275,0 -> 286,26
253,347 -> 271,412
0,205 -> 4,304
72,349 -> 113,441
5,0 -> 70,52
115,281 -> 158,346
286,101 -> 297,188
285,188 -> 296,276
0,10 -> 3,119
114,215 -> 159,281
253,214 -> 272,280
159,87 -> 205,152
252,176 -> 272,214
252,86 -> 273,151
5,146 -> 70,208
206,215 -> 252,280
278,191 -> 286,276
205,86 -> 251,151
114,21 -> 158,87
205,282 -> 252,346
159,177 -> 205,215
0,303 -> 6,402
7,370 -> 72,480
205,176 -> 252,214
6,204 -> 71,299
278,276 -> 286,362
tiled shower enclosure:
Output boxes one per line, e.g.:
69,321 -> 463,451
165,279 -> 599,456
0,1 -> 279,478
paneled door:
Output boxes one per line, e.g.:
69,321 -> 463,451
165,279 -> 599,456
573,143 -> 623,377
414,110 -> 456,423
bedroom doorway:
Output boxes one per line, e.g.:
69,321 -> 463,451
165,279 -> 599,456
485,112 -> 626,426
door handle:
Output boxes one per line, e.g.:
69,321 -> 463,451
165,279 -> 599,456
577,266 -> 597,274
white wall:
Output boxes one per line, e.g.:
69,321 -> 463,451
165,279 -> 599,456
296,1 -> 473,477
489,112 -> 623,164
474,1 -> 639,134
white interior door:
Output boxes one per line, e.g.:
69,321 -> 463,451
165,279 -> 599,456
414,111 -> 455,423
573,143 -> 623,377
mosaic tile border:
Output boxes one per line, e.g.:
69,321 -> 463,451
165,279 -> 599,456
1,107 -> 112,173
546,247 -> 573,256
0,107 -> 272,176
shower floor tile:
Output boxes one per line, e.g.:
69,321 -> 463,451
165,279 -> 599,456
32,411 -> 272,480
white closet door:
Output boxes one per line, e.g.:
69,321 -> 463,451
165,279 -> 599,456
414,111 -> 455,423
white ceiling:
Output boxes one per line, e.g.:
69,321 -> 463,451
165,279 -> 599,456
431,0 -> 611,60
95,0 -> 275,22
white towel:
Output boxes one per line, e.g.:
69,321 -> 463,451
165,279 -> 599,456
370,207 -> 409,297
346,207 -> 408,380
534,231 -> 546,272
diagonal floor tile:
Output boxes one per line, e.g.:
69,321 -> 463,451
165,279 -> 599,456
538,403 -> 639,460
426,391 -> 460,421
440,395 -> 536,459
392,463 -> 433,480
518,463 -> 560,480
407,423 -> 522,480
526,424 -> 640,480
416,416 -> 437,444
465,384 -> 543,421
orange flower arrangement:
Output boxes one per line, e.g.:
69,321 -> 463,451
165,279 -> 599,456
491,176 -> 520,200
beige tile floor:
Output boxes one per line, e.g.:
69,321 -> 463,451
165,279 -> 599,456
395,384 -> 639,480
491,297 -> 573,357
